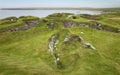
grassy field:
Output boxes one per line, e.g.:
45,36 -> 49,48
0,9 -> 120,75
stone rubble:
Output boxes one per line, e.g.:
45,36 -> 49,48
48,34 -> 62,68
48,34 -> 96,69
64,35 -> 96,50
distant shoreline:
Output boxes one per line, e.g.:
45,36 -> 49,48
1,7 -> 120,11
1,8 -> 97,10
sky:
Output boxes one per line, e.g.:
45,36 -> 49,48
0,0 -> 120,8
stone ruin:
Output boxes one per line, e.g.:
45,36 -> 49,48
48,34 -> 62,69
62,20 -> 120,33
1,19 -> 40,32
47,22 -> 54,29
64,35 -> 96,50
48,34 -> 96,69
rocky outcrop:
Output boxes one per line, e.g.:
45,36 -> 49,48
62,20 -> 120,33
62,20 -> 78,28
48,34 -> 62,69
0,17 -> 18,25
25,20 -> 40,28
4,16 -> 18,21
42,19 -> 49,23
86,22 -> 103,30
64,35 -> 83,43
48,34 -> 96,69
47,22 -> 54,29
48,34 -> 58,53
1,19 -> 40,32
83,43 -> 96,50
88,22 -> 120,33
64,35 -> 96,50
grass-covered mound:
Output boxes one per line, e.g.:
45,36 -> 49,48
0,11 -> 120,75
0,16 -> 40,32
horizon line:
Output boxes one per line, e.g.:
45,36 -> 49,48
1,7 -> 120,9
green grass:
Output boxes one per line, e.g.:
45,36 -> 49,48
0,11 -> 120,75
98,18 -> 120,29
70,16 -> 90,23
